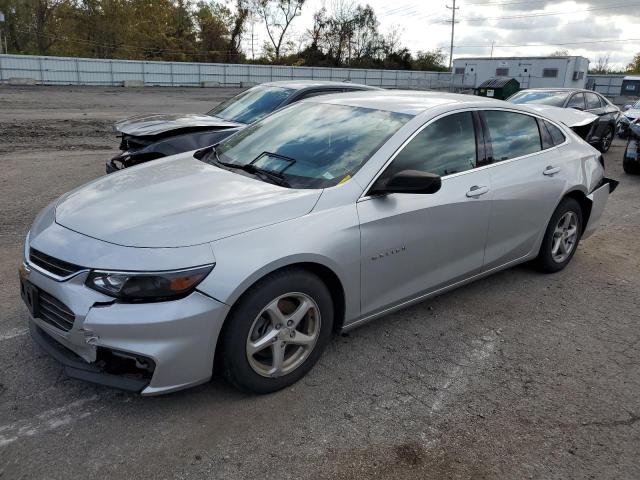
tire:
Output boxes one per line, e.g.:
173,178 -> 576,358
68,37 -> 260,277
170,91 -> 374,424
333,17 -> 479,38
623,157 -> 640,175
221,268 -> 334,394
534,197 -> 583,273
598,125 -> 614,153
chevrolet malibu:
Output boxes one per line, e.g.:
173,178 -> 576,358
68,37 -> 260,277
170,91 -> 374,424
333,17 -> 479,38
20,91 -> 616,395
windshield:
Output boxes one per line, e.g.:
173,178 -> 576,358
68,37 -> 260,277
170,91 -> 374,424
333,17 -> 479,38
211,102 -> 412,189
508,90 -> 569,107
207,85 -> 294,124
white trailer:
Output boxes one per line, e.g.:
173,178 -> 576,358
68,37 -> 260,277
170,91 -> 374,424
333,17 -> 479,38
452,56 -> 589,89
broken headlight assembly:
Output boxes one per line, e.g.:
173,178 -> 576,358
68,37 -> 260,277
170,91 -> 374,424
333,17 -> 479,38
85,265 -> 214,302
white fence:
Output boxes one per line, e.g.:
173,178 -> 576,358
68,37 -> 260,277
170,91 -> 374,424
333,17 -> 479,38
587,74 -> 625,97
0,54 -> 476,90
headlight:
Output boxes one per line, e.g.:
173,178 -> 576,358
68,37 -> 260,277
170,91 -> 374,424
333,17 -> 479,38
85,264 -> 214,301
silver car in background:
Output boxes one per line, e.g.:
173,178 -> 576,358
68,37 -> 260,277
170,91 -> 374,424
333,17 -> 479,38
20,91 -> 616,395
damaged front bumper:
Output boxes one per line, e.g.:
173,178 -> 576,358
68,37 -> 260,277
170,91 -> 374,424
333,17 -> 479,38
21,260 -> 230,395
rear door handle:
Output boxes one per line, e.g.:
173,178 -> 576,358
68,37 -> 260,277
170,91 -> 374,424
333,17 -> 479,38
466,185 -> 489,197
543,166 -> 561,176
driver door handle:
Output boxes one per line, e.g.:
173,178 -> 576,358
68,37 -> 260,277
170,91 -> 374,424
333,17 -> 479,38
543,166 -> 561,176
466,185 -> 490,197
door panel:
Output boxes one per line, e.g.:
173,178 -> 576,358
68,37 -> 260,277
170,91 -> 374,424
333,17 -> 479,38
481,110 -> 566,268
358,170 -> 492,317
483,151 -> 565,268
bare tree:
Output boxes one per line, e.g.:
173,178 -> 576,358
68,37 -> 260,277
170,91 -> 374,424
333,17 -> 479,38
590,54 -> 611,74
252,0 -> 305,60
550,49 -> 569,57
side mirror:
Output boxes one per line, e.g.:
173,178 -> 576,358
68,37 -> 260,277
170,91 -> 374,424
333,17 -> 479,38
624,104 -> 632,111
369,170 -> 442,196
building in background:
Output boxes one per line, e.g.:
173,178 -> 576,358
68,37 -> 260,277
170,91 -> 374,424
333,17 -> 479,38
452,56 -> 589,90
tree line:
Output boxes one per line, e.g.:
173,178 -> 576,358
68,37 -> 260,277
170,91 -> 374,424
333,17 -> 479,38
0,0 -> 449,71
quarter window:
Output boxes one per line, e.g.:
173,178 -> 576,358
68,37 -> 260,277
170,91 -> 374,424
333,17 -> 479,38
383,112 -> 477,179
543,120 -> 566,147
483,111 -> 542,161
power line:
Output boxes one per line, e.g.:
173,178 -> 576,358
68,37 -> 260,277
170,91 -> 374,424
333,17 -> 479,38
455,37 -> 640,48
458,1 -> 639,22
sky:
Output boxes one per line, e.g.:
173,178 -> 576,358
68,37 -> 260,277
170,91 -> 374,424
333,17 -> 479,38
242,0 -> 640,70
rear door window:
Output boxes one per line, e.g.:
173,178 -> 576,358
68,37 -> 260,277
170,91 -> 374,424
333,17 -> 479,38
585,92 -> 602,110
483,111 -> 542,162
567,93 -> 586,110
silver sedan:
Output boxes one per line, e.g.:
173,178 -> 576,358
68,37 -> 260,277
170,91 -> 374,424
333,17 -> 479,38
20,91 -> 615,395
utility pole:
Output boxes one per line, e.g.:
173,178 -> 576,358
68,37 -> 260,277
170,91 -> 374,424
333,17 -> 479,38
446,0 -> 459,71
490,41 -> 495,58
251,20 -> 255,60
0,11 -> 5,55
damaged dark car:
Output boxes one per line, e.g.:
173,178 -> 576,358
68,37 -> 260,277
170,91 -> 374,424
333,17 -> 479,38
107,80 -> 378,173
507,88 -> 620,153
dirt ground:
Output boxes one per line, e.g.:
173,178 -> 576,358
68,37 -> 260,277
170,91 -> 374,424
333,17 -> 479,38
0,86 -> 639,480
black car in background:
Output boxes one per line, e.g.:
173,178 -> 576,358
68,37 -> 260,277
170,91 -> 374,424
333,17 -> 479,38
507,88 -> 620,153
107,80 -> 379,173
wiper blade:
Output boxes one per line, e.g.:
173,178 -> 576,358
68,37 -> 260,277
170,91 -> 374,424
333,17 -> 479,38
241,164 -> 291,187
205,146 -> 290,187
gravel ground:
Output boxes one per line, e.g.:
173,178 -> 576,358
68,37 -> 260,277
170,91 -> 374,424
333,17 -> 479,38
0,86 -> 639,480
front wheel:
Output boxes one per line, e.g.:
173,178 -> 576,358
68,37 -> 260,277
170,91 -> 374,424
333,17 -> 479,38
534,197 -> 583,273
221,269 -> 334,394
599,125 -> 614,153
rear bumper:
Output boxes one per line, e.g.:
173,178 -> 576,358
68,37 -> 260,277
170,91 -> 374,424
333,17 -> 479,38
582,177 -> 619,239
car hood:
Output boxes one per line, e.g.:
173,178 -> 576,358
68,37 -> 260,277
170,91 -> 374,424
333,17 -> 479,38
54,154 -> 322,248
520,105 -> 598,127
624,108 -> 640,120
115,113 -> 244,136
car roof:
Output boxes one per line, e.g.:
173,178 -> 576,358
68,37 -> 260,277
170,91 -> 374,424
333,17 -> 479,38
515,88 -> 600,94
261,80 -> 379,91
308,89 -> 509,115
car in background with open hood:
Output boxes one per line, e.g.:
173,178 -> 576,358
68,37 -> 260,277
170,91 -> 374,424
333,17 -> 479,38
507,88 -> 620,153
106,80 -> 379,173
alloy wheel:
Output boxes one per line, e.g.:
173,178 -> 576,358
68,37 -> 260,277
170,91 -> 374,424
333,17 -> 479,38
602,127 -> 614,152
551,211 -> 579,263
246,293 -> 321,378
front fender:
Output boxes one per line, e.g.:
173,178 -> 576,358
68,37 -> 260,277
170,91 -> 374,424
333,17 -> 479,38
197,203 -> 362,323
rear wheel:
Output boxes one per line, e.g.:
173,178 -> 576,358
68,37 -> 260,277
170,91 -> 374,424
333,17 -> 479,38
221,269 -> 333,394
534,198 -> 583,273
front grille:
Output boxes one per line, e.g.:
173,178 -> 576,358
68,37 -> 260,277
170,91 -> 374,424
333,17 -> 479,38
29,248 -> 84,278
38,289 -> 75,331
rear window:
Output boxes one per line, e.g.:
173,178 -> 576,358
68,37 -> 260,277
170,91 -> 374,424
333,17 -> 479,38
508,90 -> 568,107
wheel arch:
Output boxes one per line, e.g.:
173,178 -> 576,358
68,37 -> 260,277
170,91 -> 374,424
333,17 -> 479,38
222,257 -> 348,331
563,188 -> 592,233
212,259 -> 348,373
